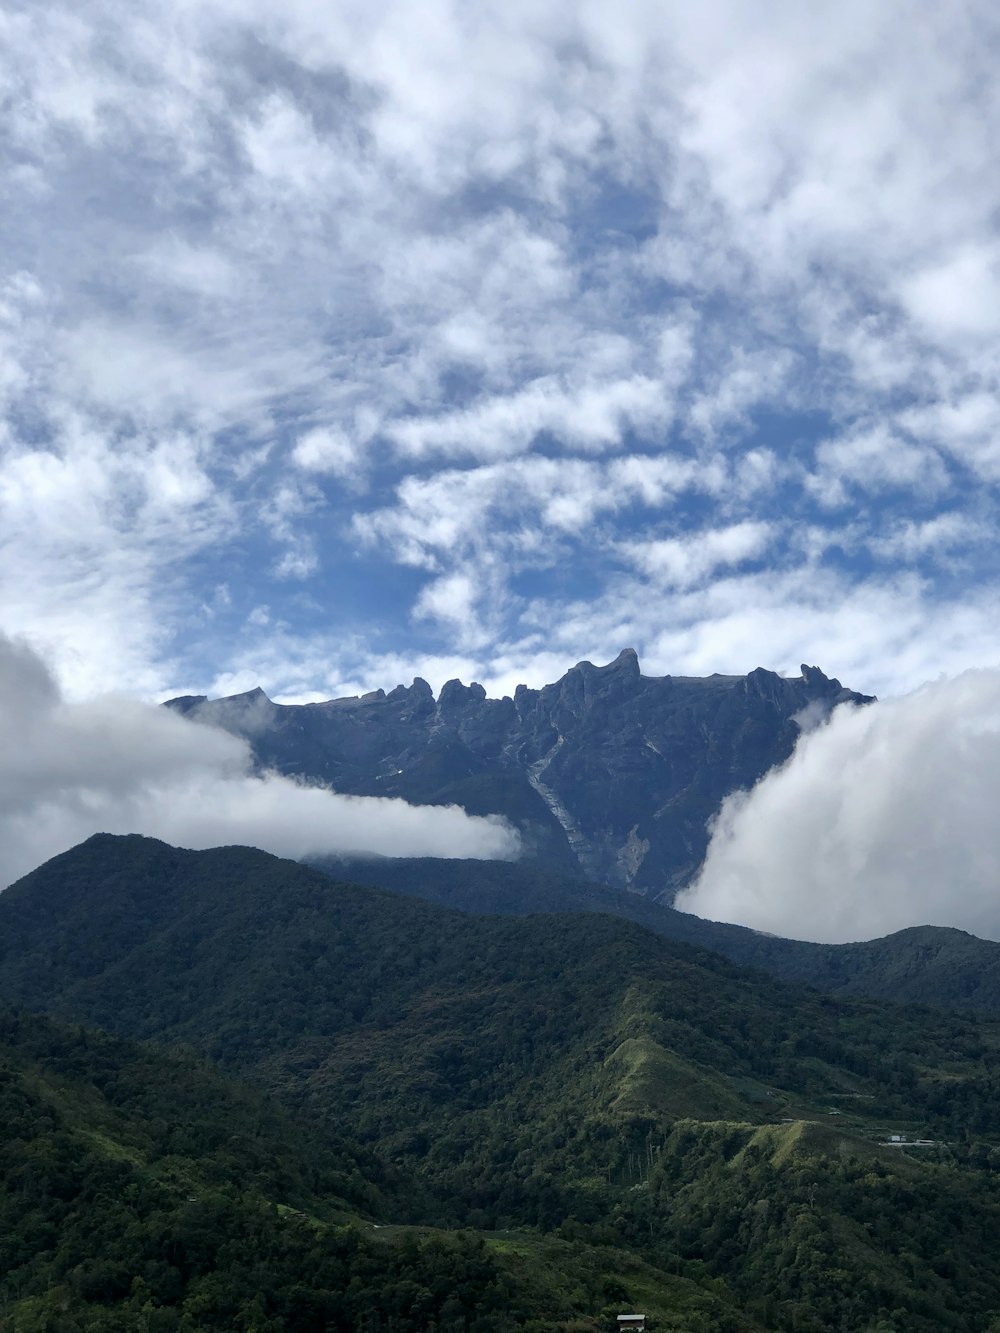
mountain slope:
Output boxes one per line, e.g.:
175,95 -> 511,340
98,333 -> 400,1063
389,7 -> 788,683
0,1005 -> 764,1333
8,836 -> 1000,1330
738,923 -> 1000,1007
321,855 -> 1000,1015
2,837 -> 999,1175
0,1008 -> 529,1331
166,652 -> 873,897
644,1117 -> 1000,1331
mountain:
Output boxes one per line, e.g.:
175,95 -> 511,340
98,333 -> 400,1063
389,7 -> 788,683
165,652 -> 873,898
320,855 -> 1000,1016
6,835 -> 1000,1329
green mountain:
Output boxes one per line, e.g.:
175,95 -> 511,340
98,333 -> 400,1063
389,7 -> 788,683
319,854 -> 1000,1016
5,835 -> 1000,1331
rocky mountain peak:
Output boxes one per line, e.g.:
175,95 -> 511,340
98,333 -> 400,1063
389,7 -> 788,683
569,646 -> 641,677
166,652 -> 874,899
386,677 -> 434,703
438,679 -> 488,715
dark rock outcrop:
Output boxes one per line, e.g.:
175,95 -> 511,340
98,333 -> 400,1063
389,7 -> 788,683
166,652 -> 873,899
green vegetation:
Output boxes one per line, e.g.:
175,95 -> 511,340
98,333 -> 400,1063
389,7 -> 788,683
0,1008 -> 757,1332
5,835 -> 1000,1329
636,1118 -> 1000,1331
318,855 -> 1000,1016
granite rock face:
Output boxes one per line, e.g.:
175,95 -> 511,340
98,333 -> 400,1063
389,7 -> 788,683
166,651 -> 873,899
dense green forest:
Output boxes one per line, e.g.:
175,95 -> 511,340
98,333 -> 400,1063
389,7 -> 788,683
0,1007 -> 757,1332
318,854 -> 1000,1016
5,835 -> 1000,1330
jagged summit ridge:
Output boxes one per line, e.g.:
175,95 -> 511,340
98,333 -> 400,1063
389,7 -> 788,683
166,652 -> 874,898
181,649 -> 851,711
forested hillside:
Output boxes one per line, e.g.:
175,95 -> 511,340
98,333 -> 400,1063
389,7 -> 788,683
5,836 -> 1000,1328
0,1005 -> 771,1333
321,854 -> 1000,1016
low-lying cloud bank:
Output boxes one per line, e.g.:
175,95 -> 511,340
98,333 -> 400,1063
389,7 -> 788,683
0,635 -> 519,889
677,669 -> 1000,943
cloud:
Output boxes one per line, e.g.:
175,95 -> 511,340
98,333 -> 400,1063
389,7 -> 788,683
503,564 -> 1000,705
291,425 -> 365,477
899,393 -> 1000,482
805,425 -> 950,508
387,373 -> 673,461
0,635 -> 519,889
0,410 -> 234,698
619,521 -> 774,589
900,244 -> 1000,340
676,669 -> 1000,943
413,570 -> 496,649
353,452 -> 729,574
867,513 -> 990,564
5,0 -> 1000,711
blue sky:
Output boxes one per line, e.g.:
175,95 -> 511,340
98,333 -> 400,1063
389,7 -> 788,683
4,0 -> 1000,705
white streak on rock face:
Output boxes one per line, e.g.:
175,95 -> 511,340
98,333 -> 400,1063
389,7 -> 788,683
525,734 -> 601,873
0,634 -> 520,889
677,670 -> 1000,943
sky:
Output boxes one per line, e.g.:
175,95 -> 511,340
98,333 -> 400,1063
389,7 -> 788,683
6,2 -> 1000,934
4,0 -> 1000,707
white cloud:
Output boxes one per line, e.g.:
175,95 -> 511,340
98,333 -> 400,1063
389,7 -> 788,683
900,244 -> 1000,340
0,634 -> 519,889
0,414 -> 233,697
353,451 -> 730,576
273,548 -> 318,580
899,393 -> 1000,481
388,373 -> 672,461
291,426 -> 363,477
868,513 -> 989,563
414,570 -> 496,649
4,0 -> 1000,708
806,425 -> 949,508
620,521 -> 774,589
677,668 -> 1000,943
505,564 -> 1000,704
686,348 -> 798,442
259,480 -> 323,580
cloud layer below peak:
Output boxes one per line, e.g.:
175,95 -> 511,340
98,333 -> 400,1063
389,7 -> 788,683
0,636 -> 518,889
677,669 -> 1000,943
